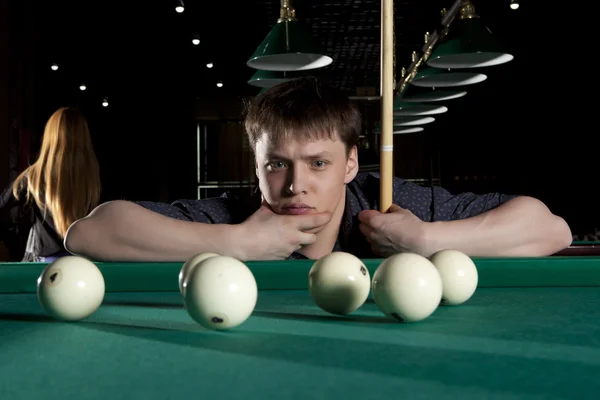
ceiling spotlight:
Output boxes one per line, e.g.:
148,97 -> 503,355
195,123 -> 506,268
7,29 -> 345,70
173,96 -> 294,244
79,84 -> 87,91
206,62 -> 213,68
192,34 -> 200,45
510,0 -> 519,9
175,0 -> 184,13
51,64 -> 58,71
102,97 -> 109,107
216,82 -> 223,88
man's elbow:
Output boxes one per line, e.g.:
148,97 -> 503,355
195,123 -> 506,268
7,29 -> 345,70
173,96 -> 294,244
64,200 -> 123,257
513,196 -> 572,256
550,214 -> 573,252
528,197 -> 572,254
64,217 -> 87,256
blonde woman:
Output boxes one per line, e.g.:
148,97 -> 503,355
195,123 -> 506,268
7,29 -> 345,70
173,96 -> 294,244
0,107 -> 101,262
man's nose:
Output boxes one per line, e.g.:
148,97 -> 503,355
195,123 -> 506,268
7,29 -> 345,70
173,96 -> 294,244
286,165 -> 308,195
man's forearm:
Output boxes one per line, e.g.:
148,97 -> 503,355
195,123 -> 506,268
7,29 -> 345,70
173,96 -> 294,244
64,200 -> 243,262
424,196 -> 572,257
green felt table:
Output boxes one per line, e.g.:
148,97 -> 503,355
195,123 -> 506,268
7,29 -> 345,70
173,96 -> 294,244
1,256 -> 600,399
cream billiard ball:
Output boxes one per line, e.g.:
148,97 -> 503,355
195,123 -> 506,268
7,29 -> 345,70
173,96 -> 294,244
179,252 -> 219,296
371,253 -> 443,322
429,249 -> 478,305
37,256 -> 105,321
308,252 -> 371,315
184,255 -> 257,330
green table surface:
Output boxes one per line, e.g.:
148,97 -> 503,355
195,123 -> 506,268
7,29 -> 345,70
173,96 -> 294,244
1,257 -> 600,399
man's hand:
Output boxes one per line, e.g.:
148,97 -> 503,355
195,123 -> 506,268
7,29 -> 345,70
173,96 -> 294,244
234,202 -> 333,260
358,204 -> 431,257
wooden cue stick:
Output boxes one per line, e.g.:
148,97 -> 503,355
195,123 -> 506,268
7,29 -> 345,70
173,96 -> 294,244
380,0 -> 394,213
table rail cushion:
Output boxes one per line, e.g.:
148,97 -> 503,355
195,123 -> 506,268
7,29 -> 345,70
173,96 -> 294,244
1,256 -> 600,294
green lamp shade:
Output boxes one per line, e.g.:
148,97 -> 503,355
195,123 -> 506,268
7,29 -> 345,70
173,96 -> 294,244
248,70 -> 307,88
427,17 -> 514,69
411,67 -> 486,88
247,19 -> 332,71
402,89 -> 467,102
374,126 -> 424,135
393,116 -> 435,126
375,126 -> 423,135
393,98 -> 448,116
394,127 -> 424,134
399,84 -> 467,103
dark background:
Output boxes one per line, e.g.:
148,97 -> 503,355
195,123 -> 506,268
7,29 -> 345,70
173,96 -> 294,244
0,0 -> 595,237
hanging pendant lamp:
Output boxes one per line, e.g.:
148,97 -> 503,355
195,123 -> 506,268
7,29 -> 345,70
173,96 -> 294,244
247,0 -> 332,71
427,0 -> 514,68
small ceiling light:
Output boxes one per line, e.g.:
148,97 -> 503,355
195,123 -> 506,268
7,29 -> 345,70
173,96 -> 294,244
216,82 -> 223,88
51,64 -> 58,71
102,97 -> 109,107
192,34 -> 200,45
79,84 -> 87,91
206,62 -> 213,68
510,0 -> 519,9
175,0 -> 184,13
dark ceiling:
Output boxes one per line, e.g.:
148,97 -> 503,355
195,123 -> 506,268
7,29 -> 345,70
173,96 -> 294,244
27,0 -> 527,108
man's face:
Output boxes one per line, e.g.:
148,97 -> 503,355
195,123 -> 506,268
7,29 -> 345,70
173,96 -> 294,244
255,133 -> 358,215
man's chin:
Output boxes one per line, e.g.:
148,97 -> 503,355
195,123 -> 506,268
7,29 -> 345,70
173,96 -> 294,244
273,209 -> 328,232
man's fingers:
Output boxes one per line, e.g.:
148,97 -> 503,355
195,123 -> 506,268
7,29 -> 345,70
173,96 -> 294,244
293,212 -> 333,231
359,222 -> 372,238
297,232 -> 317,246
258,199 -> 275,213
388,203 -> 404,213
358,210 -> 380,223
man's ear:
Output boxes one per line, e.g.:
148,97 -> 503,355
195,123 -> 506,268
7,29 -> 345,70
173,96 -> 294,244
344,145 -> 359,184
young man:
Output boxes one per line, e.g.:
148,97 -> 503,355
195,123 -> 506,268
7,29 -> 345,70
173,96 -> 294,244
64,77 -> 572,262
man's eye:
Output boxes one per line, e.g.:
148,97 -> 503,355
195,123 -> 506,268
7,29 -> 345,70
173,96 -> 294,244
312,160 -> 327,168
268,161 -> 286,169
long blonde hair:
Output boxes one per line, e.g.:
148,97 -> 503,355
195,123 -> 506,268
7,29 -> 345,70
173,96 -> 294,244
12,107 -> 101,238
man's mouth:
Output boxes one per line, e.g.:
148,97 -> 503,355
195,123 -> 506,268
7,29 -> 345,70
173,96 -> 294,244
281,203 -> 314,215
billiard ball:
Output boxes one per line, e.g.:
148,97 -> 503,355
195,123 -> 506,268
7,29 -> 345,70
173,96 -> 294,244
184,255 -> 257,330
371,253 -> 443,322
37,256 -> 105,321
179,252 -> 219,296
308,252 -> 371,315
429,249 -> 478,305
